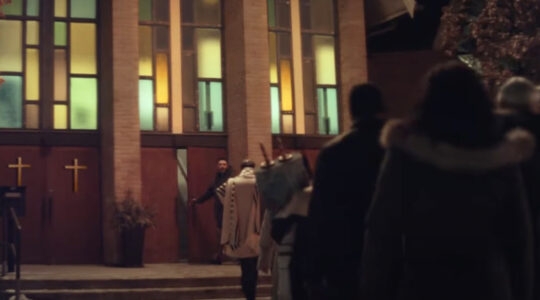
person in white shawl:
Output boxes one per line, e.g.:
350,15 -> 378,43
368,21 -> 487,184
220,159 -> 261,300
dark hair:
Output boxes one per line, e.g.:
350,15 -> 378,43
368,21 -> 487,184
415,61 -> 501,148
240,159 -> 255,169
497,76 -> 535,112
217,157 -> 228,163
349,83 -> 383,120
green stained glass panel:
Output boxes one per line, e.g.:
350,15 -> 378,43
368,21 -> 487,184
198,81 -> 223,132
267,0 -> 275,27
70,77 -> 97,129
139,0 -> 152,21
3,0 -> 22,16
317,87 -> 338,135
0,20 -> 23,72
0,76 -> 23,128
70,0 -> 96,19
26,21 -> 39,45
313,35 -> 336,85
27,0 -> 40,16
139,79 -> 154,130
54,22 -> 66,46
196,29 -> 221,79
270,86 -> 280,134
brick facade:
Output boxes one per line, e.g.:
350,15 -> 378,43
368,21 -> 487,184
100,0 -> 142,265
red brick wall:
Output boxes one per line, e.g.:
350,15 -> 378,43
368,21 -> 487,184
368,50 -> 448,118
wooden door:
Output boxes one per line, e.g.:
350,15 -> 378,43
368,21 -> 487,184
45,147 -> 101,264
187,147 -> 227,262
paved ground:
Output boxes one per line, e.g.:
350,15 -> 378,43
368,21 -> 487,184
2,263 -> 250,280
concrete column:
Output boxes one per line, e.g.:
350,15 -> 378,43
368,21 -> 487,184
224,0 -> 272,169
100,0 -> 142,265
337,0 -> 369,131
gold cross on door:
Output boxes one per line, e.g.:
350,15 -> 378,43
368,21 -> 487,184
8,157 -> 31,186
64,159 -> 87,193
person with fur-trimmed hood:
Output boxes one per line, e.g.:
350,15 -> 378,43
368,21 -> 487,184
497,77 -> 540,300
360,62 -> 534,300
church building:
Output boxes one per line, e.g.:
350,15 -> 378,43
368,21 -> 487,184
0,0 -> 414,265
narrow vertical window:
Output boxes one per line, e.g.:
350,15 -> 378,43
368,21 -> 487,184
0,0 -> 41,129
181,0 -> 224,132
268,0 -> 294,134
138,0 -> 171,131
300,0 -> 339,135
53,0 -> 99,130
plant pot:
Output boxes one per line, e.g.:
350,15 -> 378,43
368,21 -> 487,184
121,226 -> 146,267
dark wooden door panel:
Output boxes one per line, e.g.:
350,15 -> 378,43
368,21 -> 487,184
141,148 -> 180,263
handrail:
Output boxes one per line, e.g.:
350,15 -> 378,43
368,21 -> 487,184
9,207 -> 21,231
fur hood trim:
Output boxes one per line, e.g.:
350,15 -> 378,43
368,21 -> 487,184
380,119 -> 535,171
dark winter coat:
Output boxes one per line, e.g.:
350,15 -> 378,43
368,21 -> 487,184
196,168 -> 232,228
499,113 -> 540,300
360,120 -> 534,300
294,118 -> 385,299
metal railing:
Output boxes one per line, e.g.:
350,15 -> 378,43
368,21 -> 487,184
1,206 -> 22,300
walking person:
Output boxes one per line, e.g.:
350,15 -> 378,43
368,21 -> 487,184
190,158 -> 232,264
294,83 -> 386,299
221,159 -> 262,300
361,62 -> 534,300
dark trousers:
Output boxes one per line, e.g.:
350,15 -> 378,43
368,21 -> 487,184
239,257 -> 258,300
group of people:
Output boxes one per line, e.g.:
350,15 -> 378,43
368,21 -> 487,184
193,61 -> 540,300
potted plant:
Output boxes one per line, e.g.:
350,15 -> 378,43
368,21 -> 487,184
113,191 -> 155,267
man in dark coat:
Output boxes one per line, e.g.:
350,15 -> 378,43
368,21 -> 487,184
497,77 -> 540,300
292,83 -> 385,299
191,158 -> 232,264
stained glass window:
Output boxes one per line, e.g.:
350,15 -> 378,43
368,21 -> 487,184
181,0 -> 224,132
138,0 -> 171,131
301,0 -> 339,135
268,0 -> 294,134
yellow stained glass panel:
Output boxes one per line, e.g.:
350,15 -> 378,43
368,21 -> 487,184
54,49 -> 67,101
70,23 -> 96,74
156,53 -> 169,104
26,49 -> 39,101
313,35 -> 336,85
54,104 -> 68,129
196,29 -> 221,79
269,32 -> 278,84
26,21 -> 39,45
139,26 -> 153,76
280,59 -> 293,111
55,0 -> 67,17
0,20 -> 23,72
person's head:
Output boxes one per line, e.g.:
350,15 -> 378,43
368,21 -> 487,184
496,76 -> 536,113
415,61 -> 500,148
349,83 -> 383,121
217,158 -> 229,174
240,159 -> 255,169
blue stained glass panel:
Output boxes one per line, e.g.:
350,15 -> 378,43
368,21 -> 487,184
317,87 -> 339,135
27,0 -> 40,16
139,79 -> 154,130
326,88 -> 339,134
0,76 -> 23,128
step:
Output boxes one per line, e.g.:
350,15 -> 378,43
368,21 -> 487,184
2,284 -> 272,300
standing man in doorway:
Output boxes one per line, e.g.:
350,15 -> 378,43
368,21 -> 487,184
191,158 -> 232,264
